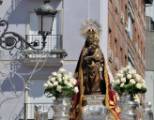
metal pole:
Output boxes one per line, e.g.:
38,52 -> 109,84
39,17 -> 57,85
24,80 -> 28,120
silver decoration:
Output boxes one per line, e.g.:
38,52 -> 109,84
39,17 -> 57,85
120,95 -> 140,120
52,97 -> 71,120
82,95 -> 108,120
143,102 -> 154,120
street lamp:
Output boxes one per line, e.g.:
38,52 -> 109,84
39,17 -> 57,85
0,0 -> 3,5
0,0 -> 57,50
35,0 -> 57,49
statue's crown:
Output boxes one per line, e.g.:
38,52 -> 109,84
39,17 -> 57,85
81,19 -> 101,37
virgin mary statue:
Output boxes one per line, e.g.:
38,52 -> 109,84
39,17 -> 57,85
70,20 -> 120,120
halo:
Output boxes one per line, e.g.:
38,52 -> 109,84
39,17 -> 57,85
80,19 -> 101,37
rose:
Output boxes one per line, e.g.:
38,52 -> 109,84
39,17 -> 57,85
127,74 -> 132,80
47,81 -> 53,87
56,85 -> 62,92
131,69 -> 136,74
134,74 -> 141,82
63,74 -> 69,81
57,77 -> 62,82
58,68 -> 66,73
129,79 -> 136,84
121,78 -> 126,83
136,83 -> 142,89
52,72 -> 57,76
57,73 -> 62,78
128,69 -> 136,74
74,87 -> 79,93
50,77 -> 56,82
71,78 -> 77,85
43,83 -> 48,88
120,83 -> 124,87
53,81 -> 58,86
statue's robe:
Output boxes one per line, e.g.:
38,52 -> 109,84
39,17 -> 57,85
70,41 -> 121,120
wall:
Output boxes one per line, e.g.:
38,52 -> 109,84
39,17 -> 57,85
63,0 -> 108,71
145,16 -> 154,114
145,71 -> 154,113
108,0 -> 146,76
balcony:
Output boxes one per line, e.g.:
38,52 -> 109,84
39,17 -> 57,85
21,34 -> 66,67
145,0 -> 153,4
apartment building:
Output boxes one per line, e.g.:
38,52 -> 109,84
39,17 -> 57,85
108,0 -> 152,76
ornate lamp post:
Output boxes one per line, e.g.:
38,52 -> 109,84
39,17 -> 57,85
0,0 -> 57,50
0,0 -> 3,5
35,0 -> 57,50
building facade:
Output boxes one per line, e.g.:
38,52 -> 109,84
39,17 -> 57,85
0,0 -> 108,119
145,4 -> 154,113
108,0 -> 151,76
0,0 -> 153,119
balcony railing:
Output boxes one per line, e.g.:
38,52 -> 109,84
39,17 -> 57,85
22,34 -> 66,59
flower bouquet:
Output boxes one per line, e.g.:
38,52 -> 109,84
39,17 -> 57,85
113,66 -> 147,97
44,68 -> 79,120
44,68 -> 79,98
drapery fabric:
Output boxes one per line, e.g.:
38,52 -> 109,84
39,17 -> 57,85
70,43 -> 121,120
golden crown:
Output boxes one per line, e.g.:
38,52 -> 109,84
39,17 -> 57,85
80,19 -> 101,37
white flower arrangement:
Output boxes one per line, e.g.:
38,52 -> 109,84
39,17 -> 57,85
113,66 -> 147,96
44,68 -> 79,98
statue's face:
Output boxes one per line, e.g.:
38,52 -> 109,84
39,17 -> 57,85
86,29 -> 95,44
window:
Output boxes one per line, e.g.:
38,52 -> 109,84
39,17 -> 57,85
150,19 -> 154,31
128,53 -> 135,68
127,14 -> 134,39
114,38 -> 118,57
120,47 -> 123,64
